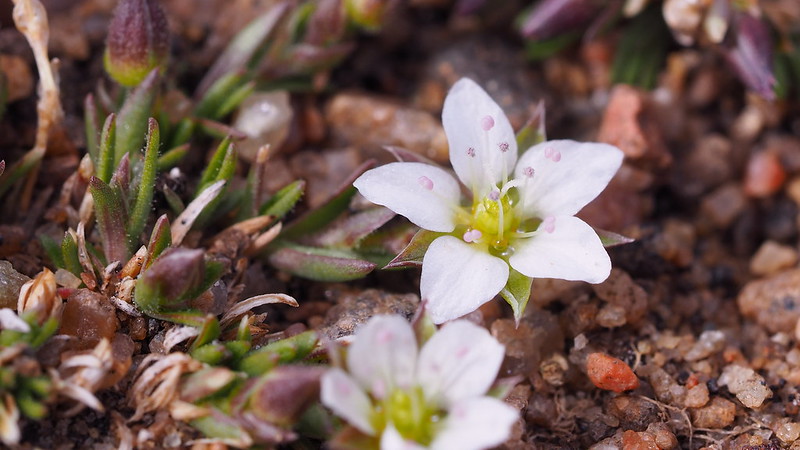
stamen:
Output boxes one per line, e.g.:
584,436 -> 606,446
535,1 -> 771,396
543,216 -> 556,233
488,190 -> 500,201
466,147 -> 476,157
481,115 -> 495,131
417,176 -> 434,190
544,147 -> 561,162
523,167 -> 534,178
498,142 -> 509,152
463,229 -> 482,243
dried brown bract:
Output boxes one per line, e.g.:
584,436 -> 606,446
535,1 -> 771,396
129,352 -> 202,421
17,268 -> 60,325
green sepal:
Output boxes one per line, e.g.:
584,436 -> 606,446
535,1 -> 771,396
595,227 -> 635,247
191,343 -> 229,366
500,267 -> 533,325
384,229 -> 445,269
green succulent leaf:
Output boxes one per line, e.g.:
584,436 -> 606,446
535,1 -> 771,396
89,176 -> 129,264
127,118 -> 160,250
238,330 -> 318,376
267,244 -> 376,282
115,69 -> 159,165
95,113 -> 117,184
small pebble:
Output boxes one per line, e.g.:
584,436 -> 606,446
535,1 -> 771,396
744,151 -> 786,198
597,85 -> 671,169
684,330 -> 726,362
700,183 -> 746,228
776,422 -> 800,443
738,268 -> 800,333
0,260 -> 30,309
684,383 -> 710,408
718,364 -> 772,408
691,397 -> 736,428
59,289 -> 118,350
233,91 -> 293,162
606,395 -> 660,431
586,352 -> 640,393
749,240 -> 798,276
325,92 -> 448,163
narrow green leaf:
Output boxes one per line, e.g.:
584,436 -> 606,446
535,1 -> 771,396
90,176 -> 129,263
213,80 -> 255,120
96,113 -> 117,184
84,94 -> 100,165
127,118 -> 160,250
157,144 -> 189,171
144,214 -> 171,269
308,206 -> 396,248
499,267 -> 533,325
169,117 -> 195,148
191,316 -> 221,351
195,3 -> 289,97
61,232 -> 83,277
40,235 -> 64,269
115,69 -> 159,164
16,392 -> 47,419
260,180 -> 305,219
267,244 -> 376,281
610,5 -> 669,89
197,137 -> 233,194
384,229 -> 445,269
281,160 -> 375,240
195,73 -> 246,119
515,100 -> 547,153
0,148 -> 45,199
238,330 -> 318,376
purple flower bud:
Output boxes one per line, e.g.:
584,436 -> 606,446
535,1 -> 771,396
104,0 -> 169,87
135,248 -> 205,310
520,0 -> 603,40
723,12 -> 776,100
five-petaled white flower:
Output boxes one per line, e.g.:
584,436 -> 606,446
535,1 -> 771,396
354,78 -> 624,324
321,315 -> 517,450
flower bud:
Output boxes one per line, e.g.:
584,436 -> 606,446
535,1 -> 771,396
723,12 -> 776,100
236,365 -> 325,427
345,0 -> 390,31
520,0 -> 604,40
104,0 -> 169,87
135,248 -> 205,311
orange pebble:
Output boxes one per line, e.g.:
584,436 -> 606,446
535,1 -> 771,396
586,352 -> 640,393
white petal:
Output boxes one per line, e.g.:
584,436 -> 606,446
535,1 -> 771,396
442,78 -> 517,197
417,320 -> 505,404
347,315 -> 418,398
420,236 -> 508,324
354,162 -> 461,232
514,140 -> 623,217
509,215 -> 611,283
321,369 -> 375,435
380,424 -> 427,450
430,397 -> 518,450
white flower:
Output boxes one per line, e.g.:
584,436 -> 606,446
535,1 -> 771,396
321,315 -> 517,450
354,78 -> 624,323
